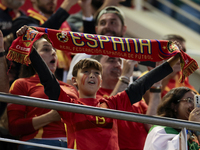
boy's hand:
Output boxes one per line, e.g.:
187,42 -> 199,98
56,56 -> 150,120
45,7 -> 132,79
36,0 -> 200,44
173,40 -> 183,51
16,25 -> 28,37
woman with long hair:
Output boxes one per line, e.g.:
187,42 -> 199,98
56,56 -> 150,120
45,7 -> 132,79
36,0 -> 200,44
144,87 -> 200,150
7,37 -> 78,150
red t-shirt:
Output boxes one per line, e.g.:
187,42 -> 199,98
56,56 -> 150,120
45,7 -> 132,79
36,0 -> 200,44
7,74 -> 78,141
97,88 -> 148,150
96,87 -> 113,99
118,100 -> 148,150
58,89 -> 132,150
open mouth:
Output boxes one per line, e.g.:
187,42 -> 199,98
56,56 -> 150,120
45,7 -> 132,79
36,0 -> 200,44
88,80 -> 95,84
50,59 -> 56,64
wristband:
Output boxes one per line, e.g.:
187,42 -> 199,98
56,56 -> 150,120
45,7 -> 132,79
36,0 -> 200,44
0,51 -> 5,57
82,15 -> 93,21
150,86 -> 161,93
120,76 -> 130,81
119,76 -> 129,85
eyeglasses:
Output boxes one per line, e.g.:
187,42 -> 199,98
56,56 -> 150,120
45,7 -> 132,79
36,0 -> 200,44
177,97 -> 194,104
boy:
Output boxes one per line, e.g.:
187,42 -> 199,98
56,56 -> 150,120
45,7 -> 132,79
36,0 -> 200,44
30,48 -> 180,149
17,26 -> 180,150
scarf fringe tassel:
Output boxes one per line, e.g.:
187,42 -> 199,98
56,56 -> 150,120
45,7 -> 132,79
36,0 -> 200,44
6,50 -> 31,65
180,61 -> 198,83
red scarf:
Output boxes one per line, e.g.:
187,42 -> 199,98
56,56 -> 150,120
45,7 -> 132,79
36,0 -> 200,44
7,27 -> 198,82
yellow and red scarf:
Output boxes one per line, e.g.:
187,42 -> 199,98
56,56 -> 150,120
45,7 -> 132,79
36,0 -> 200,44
7,27 -> 198,82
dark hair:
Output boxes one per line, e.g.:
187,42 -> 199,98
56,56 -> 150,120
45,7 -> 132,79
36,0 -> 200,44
19,64 -> 36,78
72,58 -> 102,77
162,34 -> 186,42
157,87 -> 196,118
90,55 -> 103,62
162,34 -> 186,52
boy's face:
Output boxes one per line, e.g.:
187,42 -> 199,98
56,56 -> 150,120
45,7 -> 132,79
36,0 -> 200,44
72,67 -> 102,98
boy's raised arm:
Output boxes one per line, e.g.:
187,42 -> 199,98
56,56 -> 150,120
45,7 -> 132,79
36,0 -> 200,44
125,54 -> 180,104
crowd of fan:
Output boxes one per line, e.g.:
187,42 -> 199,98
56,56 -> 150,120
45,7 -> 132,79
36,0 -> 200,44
0,0 -> 199,150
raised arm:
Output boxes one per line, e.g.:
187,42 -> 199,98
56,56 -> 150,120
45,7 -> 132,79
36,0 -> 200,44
110,59 -> 137,96
143,79 -> 162,131
80,0 -> 96,34
126,54 -> 180,104
41,0 -> 79,29
12,0 -> 79,39
16,26 -> 60,100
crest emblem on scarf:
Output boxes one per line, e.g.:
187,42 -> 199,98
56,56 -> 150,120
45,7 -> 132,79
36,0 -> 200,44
22,28 -> 38,47
167,41 -> 179,53
56,32 -> 68,43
